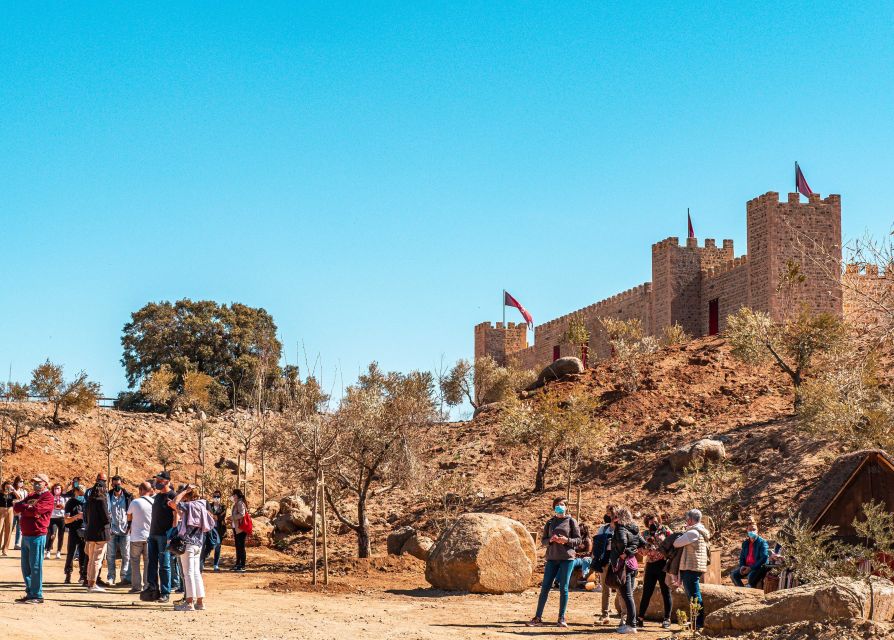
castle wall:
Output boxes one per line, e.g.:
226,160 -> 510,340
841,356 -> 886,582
842,263 -> 894,331
474,322 -> 528,366
701,256 -> 750,334
747,192 -> 842,320
510,283 -> 652,371
652,237 -> 734,337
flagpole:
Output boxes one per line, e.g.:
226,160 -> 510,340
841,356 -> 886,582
502,289 -> 506,326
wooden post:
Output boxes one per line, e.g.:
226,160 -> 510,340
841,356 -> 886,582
236,451 -> 242,490
321,467 -> 329,585
261,449 -> 267,505
311,468 -> 319,585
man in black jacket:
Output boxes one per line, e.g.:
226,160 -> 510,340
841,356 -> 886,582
84,477 -> 111,592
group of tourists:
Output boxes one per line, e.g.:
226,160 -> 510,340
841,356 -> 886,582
529,497 -> 774,634
0,471 -> 252,610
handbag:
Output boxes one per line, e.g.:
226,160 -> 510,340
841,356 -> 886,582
239,512 -> 254,536
604,557 -> 627,590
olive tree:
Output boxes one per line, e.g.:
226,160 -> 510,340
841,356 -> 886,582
30,360 -> 100,423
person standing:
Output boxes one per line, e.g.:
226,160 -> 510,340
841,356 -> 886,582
230,489 -> 248,573
593,505 -> 617,625
731,517 -> 770,588
63,484 -> 88,585
527,497 -> 582,628
636,513 -> 673,629
45,483 -> 67,559
170,484 -> 214,611
106,476 -> 132,586
12,473 -> 54,604
84,476 -> 111,592
147,471 -> 176,603
126,482 -> 154,594
610,507 -> 642,635
673,509 -> 711,631
12,476 -> 27,550
0,480 -> 16,555
201,491 -> 226,571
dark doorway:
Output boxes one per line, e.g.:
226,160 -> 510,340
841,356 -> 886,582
552,345 -> 560,361
708,298 -> 719,335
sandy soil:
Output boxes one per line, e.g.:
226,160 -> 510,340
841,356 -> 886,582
0,546 -> 673,640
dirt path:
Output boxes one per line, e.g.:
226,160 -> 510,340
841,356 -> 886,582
0,547 -> 672,639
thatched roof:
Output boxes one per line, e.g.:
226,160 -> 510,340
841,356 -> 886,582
795,449 -> 894,529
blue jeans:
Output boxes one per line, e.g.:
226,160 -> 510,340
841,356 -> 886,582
107,533 -> 131,582
13,515 -> 21,547
535,559 -> 574,622
21,535 -> 46,599
680,570 -> 704,629
571,556 -> 593,581
147,534 -> 171,596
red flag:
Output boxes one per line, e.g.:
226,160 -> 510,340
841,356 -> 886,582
687,210 -> 695,239
795,162 -> 813,197
504,291 -> 533,328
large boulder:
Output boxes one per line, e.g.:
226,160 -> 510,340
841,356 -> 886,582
617,583 -> 760,622
525,357 -> 585,391
668,438 -> 727,472
401,534 -> 435,561
258,500 -> 280,520
425,513 -> 536,594
705,577 -> 894,635
272,495 -> 315,534
387,526 -> 417,556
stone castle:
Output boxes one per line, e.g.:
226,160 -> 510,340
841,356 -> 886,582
475,189 -> 888,372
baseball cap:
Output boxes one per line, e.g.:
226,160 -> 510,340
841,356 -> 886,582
155,471 -> 171,481
32,473 -> 50,485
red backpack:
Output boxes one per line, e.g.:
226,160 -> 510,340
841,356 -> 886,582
239,511 -> 254,535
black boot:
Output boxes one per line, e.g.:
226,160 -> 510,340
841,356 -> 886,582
64,574 -> 72,584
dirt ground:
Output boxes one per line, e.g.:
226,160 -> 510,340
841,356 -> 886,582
0,545 -> 675,640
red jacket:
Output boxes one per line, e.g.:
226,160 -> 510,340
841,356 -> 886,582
13,490 -> 54,536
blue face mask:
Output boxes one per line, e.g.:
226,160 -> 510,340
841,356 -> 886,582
554,505 -> 567,516
75,495 -> 86,504
747,530 -> 757,539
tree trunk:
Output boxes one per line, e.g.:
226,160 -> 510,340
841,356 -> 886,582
261,449 -> 267,505
53,402 -> 60,423
356,498 -> 371,558
534,447 -> 546,492
107,453 -> 112,482
311,470 -> 319,585
321,468 -> 329,585
236,451 -> 242,489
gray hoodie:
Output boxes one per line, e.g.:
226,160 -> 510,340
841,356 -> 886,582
541,515 -> 582,561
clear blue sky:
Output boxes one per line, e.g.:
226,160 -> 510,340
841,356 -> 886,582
2,3 -> 892,407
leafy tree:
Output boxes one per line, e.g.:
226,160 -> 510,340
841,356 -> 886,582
1,381 -> 33,453
440,356 -> 534,413
726,307 -> 845,408
326,363 -> 437,557
562,313 -> 591,362
140,365 -> 177,413
121,299 -> 281,409
499,387 -> 604,492
798,349 -> 894,452
30,360 -> 100,423
599,317 -> 659,392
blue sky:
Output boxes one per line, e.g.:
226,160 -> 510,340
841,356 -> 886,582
2,3 -> 892,407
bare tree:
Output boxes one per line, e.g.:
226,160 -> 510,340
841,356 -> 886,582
98,414 -> 129,480
1,381 -> 33,453
326,363 -> 437,558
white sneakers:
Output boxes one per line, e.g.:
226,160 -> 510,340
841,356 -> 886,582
88,585 -> 106,593
55,552 -> 61,559
617,624 -> 638,634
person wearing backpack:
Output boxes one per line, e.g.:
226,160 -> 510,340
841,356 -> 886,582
63,484 -> 88,585
673,509 -> 712,630
169,484 -> 214,611
230,489 -> 249,573
527,497 -> 582,628
126,482 -> 154,593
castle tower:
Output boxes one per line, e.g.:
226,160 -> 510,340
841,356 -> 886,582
746,192 -> 842,320
651,237 -> 735,336
474,322 -> 528,366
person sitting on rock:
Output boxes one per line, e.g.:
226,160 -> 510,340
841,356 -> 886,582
527,496 -> 582,628
570,522 -> 593,586
731,517 -> 770,589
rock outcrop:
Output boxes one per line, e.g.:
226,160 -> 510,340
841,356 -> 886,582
272,495 -> 315,534
401,533 -> 434,561
617,583 -> 761,622
525,357 -> 585,391
387,526 -> 418,556
668,438 -> 727,472
425,513 -> 536,594
705,577 -> 894,635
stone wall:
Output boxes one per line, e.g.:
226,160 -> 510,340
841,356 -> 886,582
701,256 -> 750,334
843,263 -> 894,331
473,322 -> 528,367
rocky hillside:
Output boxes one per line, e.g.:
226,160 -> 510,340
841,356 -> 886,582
0,335 -> 857,571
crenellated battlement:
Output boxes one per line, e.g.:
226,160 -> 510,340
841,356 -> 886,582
476,185 -> 850,374
702,255 -> 749,279
535,282 -> 653,331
